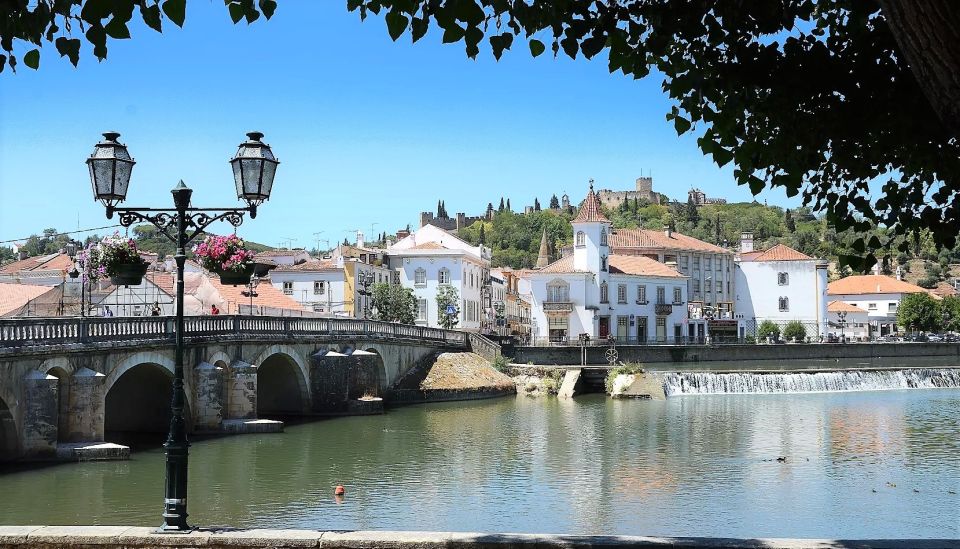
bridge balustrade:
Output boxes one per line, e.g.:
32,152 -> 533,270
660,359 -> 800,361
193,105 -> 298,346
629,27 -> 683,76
0,315 -> 468,350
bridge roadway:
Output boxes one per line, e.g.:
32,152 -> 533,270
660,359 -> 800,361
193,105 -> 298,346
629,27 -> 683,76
0,315 -> 472,462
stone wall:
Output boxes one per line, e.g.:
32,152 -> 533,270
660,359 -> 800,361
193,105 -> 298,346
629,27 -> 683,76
0,525 -> 943,549
512,342 -> 960,366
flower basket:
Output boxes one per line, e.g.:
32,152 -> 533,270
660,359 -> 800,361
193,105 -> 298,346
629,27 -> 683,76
218,263 -> 255,286
110,261 -> 149,287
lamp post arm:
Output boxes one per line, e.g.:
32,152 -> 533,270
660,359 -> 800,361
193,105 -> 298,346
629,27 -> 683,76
111,206 -> 254,248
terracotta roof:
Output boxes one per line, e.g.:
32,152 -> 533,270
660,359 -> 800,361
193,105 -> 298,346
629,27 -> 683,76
608,228 -> 729,254
0,283 -> 57,316
739,243 -> 813,262
255,249 -> 308,258
410,242 -> 447,250
274,260 -> 340,272
535,256 -> 591,274
827,275 -> 927,296
608,256 -> 685,278
929,282 -> 958,298
207,275 -> 306,314
572,183 -> 610,223
827,301 -> 867,313
0,253 -> 73,274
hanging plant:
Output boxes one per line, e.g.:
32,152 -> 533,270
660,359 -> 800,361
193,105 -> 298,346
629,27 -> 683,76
193,234 -> 256,286
80,232 -> 149,286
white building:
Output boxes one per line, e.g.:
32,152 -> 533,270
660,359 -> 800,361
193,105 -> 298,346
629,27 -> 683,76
388,224 -> 491,331
253,249 -> 311,267
735,240 -> 829,339
526,184 -> 689,343
827,275 -> 931,337
827,301 -> 869,341
268,256 -> 392,318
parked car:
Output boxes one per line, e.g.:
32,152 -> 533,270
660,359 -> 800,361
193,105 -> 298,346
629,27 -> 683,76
927,334 -> 944,342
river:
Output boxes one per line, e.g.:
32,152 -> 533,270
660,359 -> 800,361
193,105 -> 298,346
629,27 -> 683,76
2,389 -> 958,539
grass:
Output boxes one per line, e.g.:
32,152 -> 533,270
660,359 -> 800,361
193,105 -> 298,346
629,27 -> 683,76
605,363 -> 645,394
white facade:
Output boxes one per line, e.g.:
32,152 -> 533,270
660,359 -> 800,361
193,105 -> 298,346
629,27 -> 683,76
827,304 -> 870,341
269,265 -> 347,315
735,251 -> 829,337
388,225 -> 490,331
827,292 -> 904,336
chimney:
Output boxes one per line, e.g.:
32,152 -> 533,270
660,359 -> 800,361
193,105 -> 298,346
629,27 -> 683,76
896,266 -> 903,281
17,250 -> 27,260
356,231 -> 365,249
664,227 -> 672,238
740,231 -> 754,253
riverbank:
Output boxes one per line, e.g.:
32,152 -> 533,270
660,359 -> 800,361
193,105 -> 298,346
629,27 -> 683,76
389,351 -> 516,403
0,526 -> 954,549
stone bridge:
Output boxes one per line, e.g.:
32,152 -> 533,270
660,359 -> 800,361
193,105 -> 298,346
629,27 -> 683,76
0,315 -> 469,462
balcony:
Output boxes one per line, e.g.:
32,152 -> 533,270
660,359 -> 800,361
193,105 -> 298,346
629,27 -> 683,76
654,302 -> 673,316
543,301 -> 573,313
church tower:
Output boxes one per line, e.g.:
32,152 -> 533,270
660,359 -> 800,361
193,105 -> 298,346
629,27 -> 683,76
536,228 -> 550,268
572,180 -> 611,274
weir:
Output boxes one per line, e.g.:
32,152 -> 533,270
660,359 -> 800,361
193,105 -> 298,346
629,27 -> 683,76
660,367 -> 960,396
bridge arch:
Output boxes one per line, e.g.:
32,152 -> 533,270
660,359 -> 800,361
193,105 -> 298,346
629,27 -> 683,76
253,345 -> 310,417
360,348 -> 387,396
0,390 -> 18,462
104,352 -> 192,443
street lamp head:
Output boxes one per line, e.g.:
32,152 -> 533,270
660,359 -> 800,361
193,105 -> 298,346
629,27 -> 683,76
68,267 -> 80,279
87,131 -> 135,208
231,131 -> 279,210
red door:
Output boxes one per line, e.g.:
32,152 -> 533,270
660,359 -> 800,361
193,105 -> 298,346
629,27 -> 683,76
599,317 -> 610,339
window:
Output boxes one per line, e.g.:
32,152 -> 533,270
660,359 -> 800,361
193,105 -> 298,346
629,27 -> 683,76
314,281 -> 325,295
673,287 -> 682,304
716,281 -> 722,293
618,284 -> 627,303
439,268 -> 450,284
282,281 -> 293,295
693,256 -> 701,270
868,303 -> 877,310
600,282 -> 609,303
680,255 -> 689,270
414,268 -> 426,286
656,286 -> 666,304
417,299 -> 428,321
706,280 -> 712,293
600,229 -> 608,246
693,279 -> 701,293
705,257 -> 712,270
601,255 -> 608,271
547,280 -> 569,302
637,285 -> 647,303
779,297 -> 789,312
888,303 -> 897,312
726,281 -> 731,294
576,231 -> 585,247
778,272 -> 789,285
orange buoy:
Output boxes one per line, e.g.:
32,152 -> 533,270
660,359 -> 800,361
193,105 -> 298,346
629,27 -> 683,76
334,485 -> 345,496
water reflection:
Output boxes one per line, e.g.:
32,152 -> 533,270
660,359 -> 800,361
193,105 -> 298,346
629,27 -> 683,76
1,390 -> 958,538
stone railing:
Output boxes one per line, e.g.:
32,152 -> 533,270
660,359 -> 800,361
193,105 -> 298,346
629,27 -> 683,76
467,332 -> 502,362
0,315 -> 468,350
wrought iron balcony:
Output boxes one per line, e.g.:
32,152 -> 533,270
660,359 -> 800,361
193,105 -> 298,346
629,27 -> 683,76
655,302 -> 673,315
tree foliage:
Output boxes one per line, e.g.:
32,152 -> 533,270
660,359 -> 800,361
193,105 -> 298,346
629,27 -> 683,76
896,292 -> 941,332
757,320 -> 781,341
782,320 -> 807,342
345,0 -> 960,270
370,282 -> 417,325
435,284 -> 460,330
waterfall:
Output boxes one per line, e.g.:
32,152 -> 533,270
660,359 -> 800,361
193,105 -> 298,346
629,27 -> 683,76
660,368 -> 960,396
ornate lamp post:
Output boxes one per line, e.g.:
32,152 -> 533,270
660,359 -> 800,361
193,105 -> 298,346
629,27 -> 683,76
359,271 -> 375,319
87,131 -> 279,532
838,311 -> 847,343
66,241 -> 88,317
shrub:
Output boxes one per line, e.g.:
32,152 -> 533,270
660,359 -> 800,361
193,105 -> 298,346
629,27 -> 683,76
782,321 -> 807,342
492,355 -> 508,372
745,335 -> 756,344
604,363 -> 644,394
757,320 -> 781,341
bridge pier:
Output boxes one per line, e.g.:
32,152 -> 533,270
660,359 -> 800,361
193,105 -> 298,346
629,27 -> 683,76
66,367 -> 106,443
20,371 -> 59,458
193,362 -> 225,431
226,360 -> 257,420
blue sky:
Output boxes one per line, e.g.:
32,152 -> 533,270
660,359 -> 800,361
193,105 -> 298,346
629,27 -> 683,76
0,2 -> 797,249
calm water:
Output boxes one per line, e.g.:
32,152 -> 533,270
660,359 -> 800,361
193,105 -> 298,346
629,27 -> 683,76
3,390 -> 959,538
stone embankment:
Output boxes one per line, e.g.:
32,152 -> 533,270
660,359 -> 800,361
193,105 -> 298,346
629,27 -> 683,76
0,526 -> 953,549
609,372 -> 667,400
508,366 -> 565,397
390,352 -> 516,403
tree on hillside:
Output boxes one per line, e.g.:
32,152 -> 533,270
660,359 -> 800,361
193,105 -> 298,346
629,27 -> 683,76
534,198 -> 541,212
436,285 -> 460,330
684,195 -> 700,225
498,198 -> 505,212
342,1 -> 960,270
784,209 -> 796,232
549,195 -> 560,209
897,293 -> 940,332
940,295 -> 960,333
478,224 -> 486,245
506,198 -> 511,211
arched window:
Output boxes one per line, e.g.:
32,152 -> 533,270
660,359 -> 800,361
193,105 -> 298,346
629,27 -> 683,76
576,231 -> 585,247
439,268 -> 451,284
414,268 -> 426,286
600,229 -> 608,246
779,297 -> 789,312
601,255 -> 607,272
600,281 -> 609,303
547,279 -> 570,302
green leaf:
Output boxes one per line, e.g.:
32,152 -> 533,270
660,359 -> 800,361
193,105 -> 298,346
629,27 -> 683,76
258,0 -> 277,19
105,17 -> 131,39
140,3 -> 162,32
55,37 -> 82,66
442,24 -> 465,44
411,17 -> 428,42
712,146 -> 733,167
227,2 -> 244,23
529,39 -> 545,57
24,49 -> 39,70
385,10 -> 408,41
673,115 -> 691,134
162,0 -> 186,27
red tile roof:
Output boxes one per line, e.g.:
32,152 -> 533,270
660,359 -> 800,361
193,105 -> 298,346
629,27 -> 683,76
535,256 -> 590,274
0,253 -> 74,274
827,301 -> 867,313
827,275 -> 927,296
208,275 -> 305,314
929,282 -> 958,298
739,243 -> 813,262
273,260 -> 340,272
608,256 -> 685,278
0,283 -> 58,316
608,228 -> 729,254
572,183 -> 610,223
